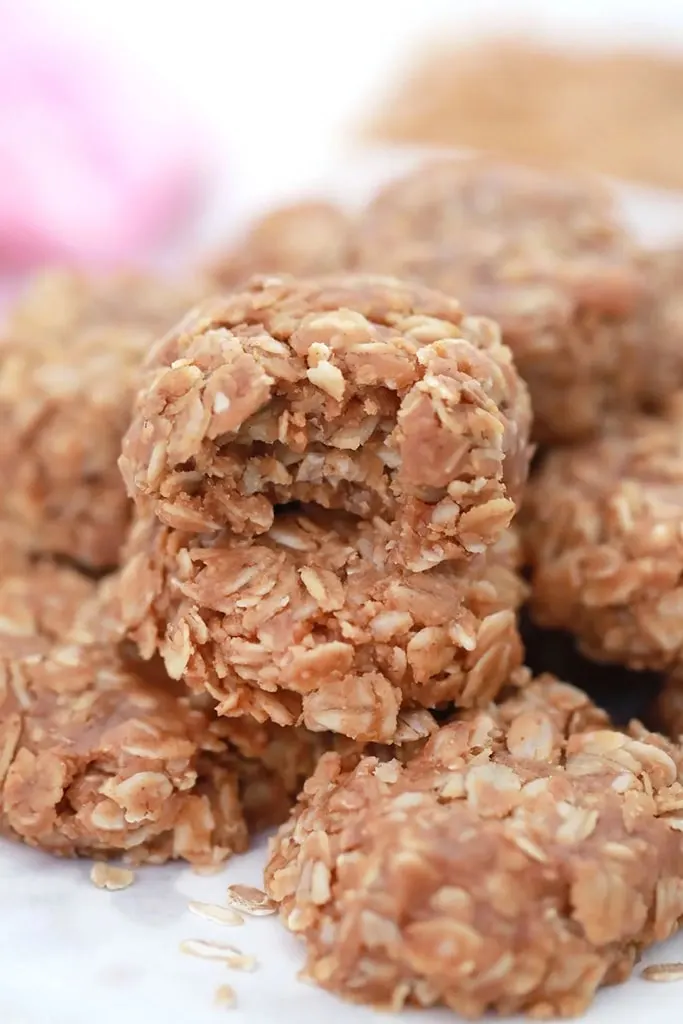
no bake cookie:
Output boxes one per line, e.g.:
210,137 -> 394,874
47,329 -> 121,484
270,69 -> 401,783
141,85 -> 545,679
356,158 -> 657,441
0,269 -> 203,569
105,504 -> 525,742
266,676 -> 683,1017
525,399 -> 683,671
209,202 -> 353,288
120,273 -> 532,572
0,562 -> 337,863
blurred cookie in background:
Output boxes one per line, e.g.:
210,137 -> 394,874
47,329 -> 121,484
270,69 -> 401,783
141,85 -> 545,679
356,157 -> 653,441
0,269 -> 204,570
207,201 -> 354,289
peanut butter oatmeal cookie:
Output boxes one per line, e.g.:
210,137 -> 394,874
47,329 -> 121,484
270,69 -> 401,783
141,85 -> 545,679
0,520 -> 37,579
120,273 -> 531,572
208,202 -> 353,288
0,560 -> 96,640
265,676 -> 683,1017
634,247 -> 683,407
104,504 -> 525,742
0,269 -> 203,569
356,158 -> 656,442
0,562 -> 337,864
525,399 -> 683,672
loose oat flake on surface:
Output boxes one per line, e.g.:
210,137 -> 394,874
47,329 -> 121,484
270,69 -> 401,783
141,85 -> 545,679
179,939 -> 257,970
187,900 -> 244,926
225,884 -> 276,917
90,863 -> 135,891
641,962 -> 683,982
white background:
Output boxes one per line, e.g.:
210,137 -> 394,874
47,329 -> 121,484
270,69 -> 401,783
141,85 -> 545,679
44,0 -> 683,234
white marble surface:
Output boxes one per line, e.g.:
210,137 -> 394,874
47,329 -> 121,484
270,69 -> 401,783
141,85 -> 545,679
1,835 -> 683,1024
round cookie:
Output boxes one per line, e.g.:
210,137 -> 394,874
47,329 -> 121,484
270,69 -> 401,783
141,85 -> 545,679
0,269 -> 203,569
265,677 -> 683,1018
634,246 -> 683,406
120,273 -> 532,572
106,505 -> 525,742
208,201 -> 353,287
525,400 -> 683,671
0,560 -> 95,640
0,562 -> 334,864
356,158 -> 653,442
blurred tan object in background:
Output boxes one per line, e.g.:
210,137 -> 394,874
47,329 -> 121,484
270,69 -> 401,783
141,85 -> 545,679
365,38 -> 683,190
0,270 -> 204,571
208,202 -> 353,289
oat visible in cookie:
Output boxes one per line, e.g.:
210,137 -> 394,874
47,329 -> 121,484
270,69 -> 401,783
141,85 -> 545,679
0,563 -> 337,864
208,202 -> 353,288
634,248 -> 683,407
356,158 -> 655,442
0,269 -> 203,569
525,398 -> 683,672
109,505 -> 525,742
0,561 -> 95,640
265,676 -> 683,1018
120,273 -> 531,572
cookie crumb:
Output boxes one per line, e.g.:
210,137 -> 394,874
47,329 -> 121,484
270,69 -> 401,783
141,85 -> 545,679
214,983 -> 237,1008
90,863 -> 135,891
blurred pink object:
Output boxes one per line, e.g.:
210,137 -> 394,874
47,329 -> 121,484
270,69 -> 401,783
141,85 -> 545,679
0,5 -> 204,271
